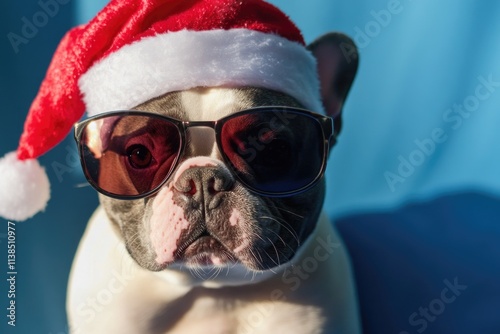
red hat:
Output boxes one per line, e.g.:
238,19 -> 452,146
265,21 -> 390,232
0,0 -> 322,221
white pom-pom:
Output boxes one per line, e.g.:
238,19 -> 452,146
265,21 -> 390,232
0,152 -> 50,222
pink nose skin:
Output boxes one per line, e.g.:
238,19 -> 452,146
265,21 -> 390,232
229,208 -> 249,254
150,187 -> 190,264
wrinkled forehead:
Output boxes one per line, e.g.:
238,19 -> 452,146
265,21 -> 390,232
132,87 -> 304,121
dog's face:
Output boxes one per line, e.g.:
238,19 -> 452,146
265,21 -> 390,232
83,32 -> 359,285
99,87 -> 326,278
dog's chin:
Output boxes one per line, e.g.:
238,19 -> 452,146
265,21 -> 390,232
177,235 -> 238,267
155,234 -> 296,272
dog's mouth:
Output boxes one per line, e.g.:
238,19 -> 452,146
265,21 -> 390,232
175,230 -> 238,267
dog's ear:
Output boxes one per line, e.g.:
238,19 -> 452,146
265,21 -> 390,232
308,32 -> 359,134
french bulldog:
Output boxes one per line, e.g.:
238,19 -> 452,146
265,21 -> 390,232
67,32 -> 361,334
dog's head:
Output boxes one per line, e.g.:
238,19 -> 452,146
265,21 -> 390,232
77,32 -> 358,286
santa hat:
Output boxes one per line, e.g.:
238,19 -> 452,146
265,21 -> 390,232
0,0 -> 322,222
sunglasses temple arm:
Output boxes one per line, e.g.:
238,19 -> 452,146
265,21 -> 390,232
73,123 -> 81,142
323,116 -> 337,154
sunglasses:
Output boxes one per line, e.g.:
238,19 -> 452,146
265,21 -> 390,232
74,106 -> 336,199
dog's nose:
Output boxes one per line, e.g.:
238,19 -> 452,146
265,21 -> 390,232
173,165 -> 235,208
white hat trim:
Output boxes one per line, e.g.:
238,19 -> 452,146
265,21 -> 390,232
79,28 -> 323,116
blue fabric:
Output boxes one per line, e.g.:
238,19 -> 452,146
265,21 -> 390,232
336,192 -> 500,333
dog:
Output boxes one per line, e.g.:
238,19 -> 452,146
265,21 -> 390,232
67,31 -> 361,334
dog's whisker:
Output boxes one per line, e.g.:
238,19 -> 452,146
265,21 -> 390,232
267,236 -> 281,267
274,206 -> 305,219
251,270 -> 257,281
265,228 -> 296,255
247,248 -> 261,268
259,215 -> 300,246
262,248 -> 281,269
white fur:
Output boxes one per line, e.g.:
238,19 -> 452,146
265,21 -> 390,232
0,152 -> 50,221
79,29 -> 324,116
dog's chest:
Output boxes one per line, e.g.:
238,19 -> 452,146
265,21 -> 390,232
72,275 -> 327,334
120,278 -> 324,334
152,294 -> 323,334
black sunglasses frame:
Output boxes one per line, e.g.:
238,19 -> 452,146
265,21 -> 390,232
74,106 -> 337,199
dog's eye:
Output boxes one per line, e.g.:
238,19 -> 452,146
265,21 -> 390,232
126,144 -> 153,169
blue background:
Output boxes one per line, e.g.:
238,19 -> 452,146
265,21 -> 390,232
1,0 -> 499,333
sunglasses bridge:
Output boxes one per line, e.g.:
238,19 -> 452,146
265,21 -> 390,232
74,108 -> 337,199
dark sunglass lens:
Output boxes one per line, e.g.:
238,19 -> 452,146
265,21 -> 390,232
221,110 -> 324,194
79,115 -> 181,196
